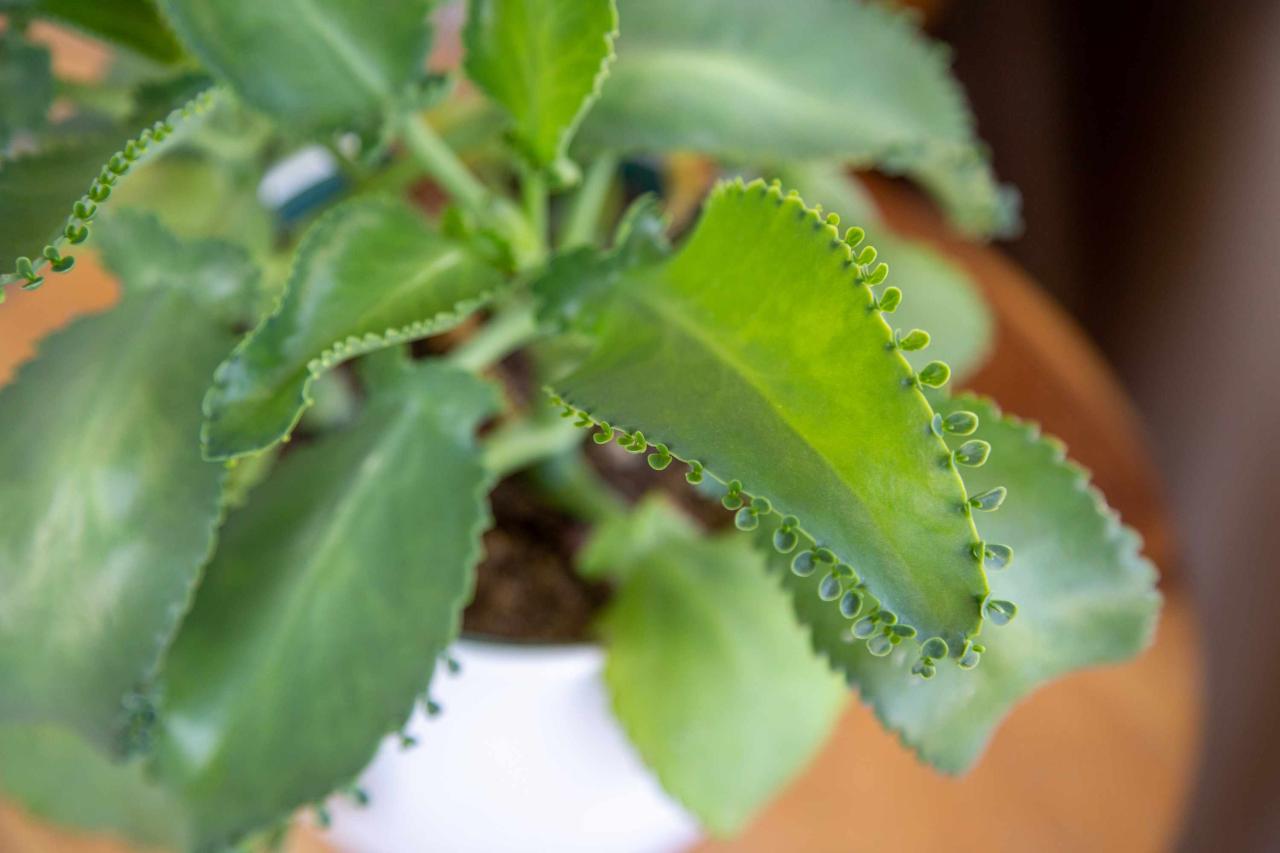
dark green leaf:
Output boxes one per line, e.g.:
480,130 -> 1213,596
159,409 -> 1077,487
551,179 -> 991,649
201,196 -> 506,461
591,498 -> 845,835
154,361 -> 498,848
0,31 -> 53,147
463,0 -> 618,167
0,724 -> 187,849
95,207 -> 262,323
158,0 -> 434,131
19,0 -> 187,63
773,395 -> 1160,772
580,0 -> 1017,236
0,266 -> 241,753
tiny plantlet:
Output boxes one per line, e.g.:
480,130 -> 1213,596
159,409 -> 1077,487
0,0 -> 1160,847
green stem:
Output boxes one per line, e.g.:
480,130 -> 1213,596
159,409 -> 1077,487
400,111 -> 491,215
560,153 -> 618,249
521,168 -> 549,261
447,301 -> 538,372
529,449 -> 628,524
481,417 -> 584,480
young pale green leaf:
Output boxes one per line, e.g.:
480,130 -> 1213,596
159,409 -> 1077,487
551,178 -> 990,650
19,0 -> 187,63
0,85 -> 220,292
158,0 -> 433,131
201,196 -> 505,461
777,162 -> 994,380
0,724 -> 188,850
0,31 -> 53,147
95,208 -> 262,323
0,290 -> 239,754
591,498 -> 845,835
774,395 -> 1160,772
580,0 -> 1017,236
154,361 -> 498,848
463,0 -> 618,168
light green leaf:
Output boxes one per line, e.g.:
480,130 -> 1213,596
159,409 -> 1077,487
95,207 -> 262,323
0,274 -> 240,753
108,151 -> 274,257
0,31 -> 53,147
551,178 -> 991,649
463,0 -> 618,167
591,498 -> 845,835
0,85 -> 220,292
16,0 -> 187,63
0,724 -> 188,850
774,395 -> 1160,772
580,0 -> 1017,236
154,361 -> 498,848
158,0 -> 433,131
201,196 -> 505,461
778,162 -> 993,379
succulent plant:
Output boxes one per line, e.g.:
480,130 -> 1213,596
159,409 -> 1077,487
0,0 -> 1159,847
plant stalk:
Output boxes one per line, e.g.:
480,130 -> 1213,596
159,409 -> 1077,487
561,153 -> 618,249
400,111 -> 491,215
447,301 -> 539,372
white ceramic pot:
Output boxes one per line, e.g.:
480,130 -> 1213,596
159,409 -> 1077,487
322,639 -> 701,853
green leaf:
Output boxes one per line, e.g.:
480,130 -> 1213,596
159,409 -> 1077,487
0,270 -> 241,753
201,196 -> 506,461
550,178 -> 990,649
157,0 -> 434,132
773,395 -> 1160,772
154,361 -> 498,848
580,0 -> 1017,236
591,498 -> 845,835
778,162 -> 994,380
0,724 -> 188,849
0,85 -> 221,292
0,31 -> 53,147
108,150 -> 274,257
95,208 -> 262,323
463,0 -> 618,167
17,0 -> 187,63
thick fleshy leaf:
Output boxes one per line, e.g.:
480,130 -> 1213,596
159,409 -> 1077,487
16,0 -> 187,63
773,395 -> 1160,772
0,86 -> 220,291
201,196 -> 505,461
551,179 -> 991,649
0,31 -> 53,147
157,0 -> 433,131
580,0 -> 1016,236
95,208 -> 262,323
0,724 -> 188,849
779,162 -> 993,379
0,283 -> 240,753
587,498 -> 845,835
463,0 -> 618,167
154,361 -> 498,848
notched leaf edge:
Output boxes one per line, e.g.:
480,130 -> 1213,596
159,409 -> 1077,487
548,176 -> 1010,665
0,86 -> 224,295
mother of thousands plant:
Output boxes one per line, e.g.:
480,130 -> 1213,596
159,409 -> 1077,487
0,0 -> 1160,847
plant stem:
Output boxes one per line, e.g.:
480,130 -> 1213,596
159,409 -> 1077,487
520,167 -> 549,262
481,417 -> 584,480
447,301 -> 538,372
529,449 -> 628,524
560,153 -> 618,249
400,111 -> 491,215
